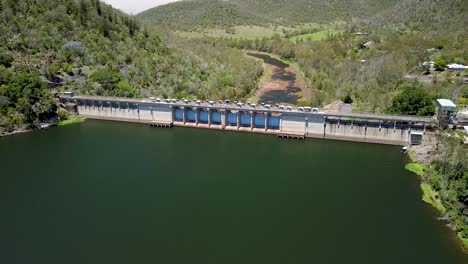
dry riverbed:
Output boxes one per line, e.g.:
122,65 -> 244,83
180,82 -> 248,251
246,51 -> 311,105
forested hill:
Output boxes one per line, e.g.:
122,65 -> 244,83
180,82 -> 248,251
0,0 -> 262,133
359,0 -> 468,32
137,0 -> 398,30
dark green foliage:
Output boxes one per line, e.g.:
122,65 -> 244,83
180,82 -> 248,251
342,95 -> 353,104
426,135 -> 468,242
388,85 -> 435,116
90,68 -> 121,92
79,0 -> 89,26
0,0 -> 263,132
0,50 -> 13,68
0,72 -> 57,125
434,57 -> 446,71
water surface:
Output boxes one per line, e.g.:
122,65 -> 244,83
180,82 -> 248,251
0,121 -> 466,263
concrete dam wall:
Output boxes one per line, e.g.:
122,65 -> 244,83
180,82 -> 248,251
61,96 -> 434,146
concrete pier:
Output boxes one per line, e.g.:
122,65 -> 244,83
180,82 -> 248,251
60,95 -> 435,146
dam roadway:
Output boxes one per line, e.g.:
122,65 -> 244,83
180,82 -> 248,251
60,95 -> 435,146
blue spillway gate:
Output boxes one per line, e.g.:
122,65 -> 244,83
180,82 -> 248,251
212,111 -> 221,124
227,113 -> 237,126
254,114 -> 265,128
175,109 -> 184,121
186,109 -> 195,122
240,113 -> 251,127
199,111 -> 208,123
268,116 -> 280,129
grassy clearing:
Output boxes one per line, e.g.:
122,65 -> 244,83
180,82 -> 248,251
457,233 -> 468,249
405,162 -> 426,177
420,183 -> 446,214
405,162 -> 447,214
178,25 -> 294,40
57,116 -> 84,126
289,29 -> 342,42
178,23 -> 343,41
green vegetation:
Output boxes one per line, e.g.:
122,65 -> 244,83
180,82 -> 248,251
138,0 -> 396,31
420,183 -> 446,214
177,25 -> 294,40
405,163 -> 426,177
426,135 -> 468,246
289,29 -> 342,42
388,85 -> 435,116
0,0 -> 263,133
211,0 -> 467,109
57,116 -> 84,126
0,72 -> 57,132
406,134 -> 468,248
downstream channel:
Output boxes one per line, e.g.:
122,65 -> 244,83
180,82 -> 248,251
247,52 -> 307,105
0,121 -> 466,263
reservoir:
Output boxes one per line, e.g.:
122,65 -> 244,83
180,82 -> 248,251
0,120 -> 466,263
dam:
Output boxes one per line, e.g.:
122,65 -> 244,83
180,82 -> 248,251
59,95 -> 435,145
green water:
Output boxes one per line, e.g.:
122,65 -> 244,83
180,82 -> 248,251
0,120 -> 466,263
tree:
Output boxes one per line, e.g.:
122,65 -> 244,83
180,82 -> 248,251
95,0 -> 102,16
434,57 -> 446,71
90,68 -> 121,92
0,72 -> 57,123
388,85 -> 435,116
79,0 -> 89,26
115,81 -> 136,97
342,94 -> 353,104
0,50 -> 13,68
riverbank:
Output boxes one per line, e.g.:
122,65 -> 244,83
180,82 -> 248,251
244,51 -> 312,105
0,116 -> 85,138
405,162 -> 447,214
405,138 -> 468,250
57,116 -> 85,126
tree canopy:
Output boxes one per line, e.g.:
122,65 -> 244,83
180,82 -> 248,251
388,85 -> 435,116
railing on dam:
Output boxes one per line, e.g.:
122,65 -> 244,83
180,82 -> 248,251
60,95 -> 436,145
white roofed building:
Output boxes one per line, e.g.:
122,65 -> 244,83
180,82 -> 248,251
447,63 -> 468,72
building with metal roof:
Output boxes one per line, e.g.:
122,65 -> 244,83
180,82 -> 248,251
436,99 -> 456,112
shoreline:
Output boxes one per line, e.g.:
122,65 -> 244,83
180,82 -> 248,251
405,146 -> 468,250
0,116 -> 85,138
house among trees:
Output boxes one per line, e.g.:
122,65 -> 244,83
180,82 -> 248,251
447,63 -> 468,72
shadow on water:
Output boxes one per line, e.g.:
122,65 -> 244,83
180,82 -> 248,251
247,52 -> 302,105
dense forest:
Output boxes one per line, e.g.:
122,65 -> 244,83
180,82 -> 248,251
423,133 -> 468,246
0,0 -> 262,134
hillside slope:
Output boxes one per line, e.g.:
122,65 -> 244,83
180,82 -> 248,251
0,0 -> 262,134
137,0 -> 398,30
359,0 -> 468,32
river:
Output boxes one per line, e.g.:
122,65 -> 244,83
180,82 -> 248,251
0,120 -> 466,263
247,52 -> 306,105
